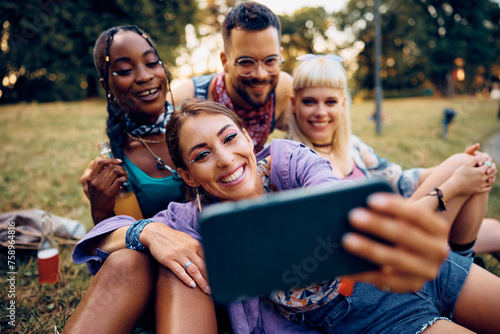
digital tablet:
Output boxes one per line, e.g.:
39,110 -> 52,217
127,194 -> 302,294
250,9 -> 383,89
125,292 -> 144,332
198,178 -> 394,303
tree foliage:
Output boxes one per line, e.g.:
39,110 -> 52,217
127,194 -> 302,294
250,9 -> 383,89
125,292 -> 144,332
2,1 -> 498,102
279,6 -> 332,74
0,0 -> 198,103
336,0 -> 500,97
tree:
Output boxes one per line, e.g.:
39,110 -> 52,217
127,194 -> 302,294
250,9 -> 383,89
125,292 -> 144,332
0,0 -> 198,103
415,0 -> 500,95
336,0 -> 500,97
279,6 -> 332,74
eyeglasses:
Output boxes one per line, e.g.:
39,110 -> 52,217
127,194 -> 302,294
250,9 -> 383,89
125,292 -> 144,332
232,56 -> 283,77
296,54 -> 344,62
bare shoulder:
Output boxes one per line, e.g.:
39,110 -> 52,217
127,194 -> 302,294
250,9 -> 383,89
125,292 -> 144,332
168,79 -> 195,108
275,71 -> 293,130
275,72 -> 293,110
277,71 -> 293,95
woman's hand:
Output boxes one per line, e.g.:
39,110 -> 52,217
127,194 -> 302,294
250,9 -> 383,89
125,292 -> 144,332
84,158 -> 128,224
464,143 -> 481,156
81,157 -> 102,199
464,143 -> 494,170
342,193 -> 449,293
444,156 -> 495,197
140,223 -> 211,295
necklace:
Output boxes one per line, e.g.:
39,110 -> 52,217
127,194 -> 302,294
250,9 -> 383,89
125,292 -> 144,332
126,132 -> 164,144
127,133 -> 181,180
312,142 -> 331,148
312,144 -> 335,160
312,144 -> 333,155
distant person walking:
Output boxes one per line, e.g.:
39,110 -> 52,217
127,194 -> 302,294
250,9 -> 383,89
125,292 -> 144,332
490,82 -> 500,119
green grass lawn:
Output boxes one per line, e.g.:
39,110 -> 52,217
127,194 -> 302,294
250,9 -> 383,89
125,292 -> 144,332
1,96 -> 499,332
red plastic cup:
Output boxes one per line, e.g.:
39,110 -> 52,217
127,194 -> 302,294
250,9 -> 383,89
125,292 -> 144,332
38,248 -> 59,284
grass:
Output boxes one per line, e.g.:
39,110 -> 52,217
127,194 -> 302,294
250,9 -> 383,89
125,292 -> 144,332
1,96 -> 499,333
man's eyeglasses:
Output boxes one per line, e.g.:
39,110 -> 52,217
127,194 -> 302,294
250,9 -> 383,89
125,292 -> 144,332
232,56 -> 283,77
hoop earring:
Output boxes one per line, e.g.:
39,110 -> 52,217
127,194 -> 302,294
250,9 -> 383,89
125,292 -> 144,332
196,188 -> 202,212
107,93 -> 115,104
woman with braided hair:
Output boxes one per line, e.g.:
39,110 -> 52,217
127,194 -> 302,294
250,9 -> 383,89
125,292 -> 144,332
80,25 -> 184,224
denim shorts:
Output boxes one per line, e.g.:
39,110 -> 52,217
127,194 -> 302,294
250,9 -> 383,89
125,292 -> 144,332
291,252 -> 473,334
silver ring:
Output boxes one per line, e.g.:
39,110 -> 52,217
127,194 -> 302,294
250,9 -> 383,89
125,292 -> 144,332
184,260 -> 193,270
484,161 -> 492,167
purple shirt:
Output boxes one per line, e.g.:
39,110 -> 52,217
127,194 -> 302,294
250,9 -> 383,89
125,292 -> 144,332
73,139 -> 343,334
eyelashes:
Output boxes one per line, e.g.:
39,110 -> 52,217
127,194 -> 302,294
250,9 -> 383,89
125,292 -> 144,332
112,60 -> 162,76
223,131 -> 239,143
187,131 -> 241,165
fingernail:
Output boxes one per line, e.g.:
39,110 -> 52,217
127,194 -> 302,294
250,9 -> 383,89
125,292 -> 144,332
342,233 -> 362,247
190,281 -> 196,288
367,193 -> 388,207
206,286 -> 212,294
349,208 -> 370,223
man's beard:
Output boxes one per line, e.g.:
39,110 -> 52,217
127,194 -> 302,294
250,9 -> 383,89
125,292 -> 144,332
233,78 -> 276,109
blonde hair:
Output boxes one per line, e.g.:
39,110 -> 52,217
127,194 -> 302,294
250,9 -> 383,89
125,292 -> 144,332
288,57 -> 351,158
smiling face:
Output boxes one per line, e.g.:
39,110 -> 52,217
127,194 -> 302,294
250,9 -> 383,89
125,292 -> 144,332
106,30 -> 167,124
292,87 -> 346,146
221,27 -> 281,109
177,113 -> 262,202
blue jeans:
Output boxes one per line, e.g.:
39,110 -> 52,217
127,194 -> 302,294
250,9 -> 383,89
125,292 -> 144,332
290,252 -> 473,334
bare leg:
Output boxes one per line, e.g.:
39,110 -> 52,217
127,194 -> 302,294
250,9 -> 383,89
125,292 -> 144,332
409,153 -> 488,247
474,218 -> 500,258
448,192 -> 488,245
155,265 -> 218,334
453,264 -> 500,333
410,153 -> 471,200
62,249 -> 157,334
422,319 -> 474,333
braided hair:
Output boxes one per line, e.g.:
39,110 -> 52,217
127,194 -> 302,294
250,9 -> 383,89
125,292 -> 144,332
93,25 -> 174,159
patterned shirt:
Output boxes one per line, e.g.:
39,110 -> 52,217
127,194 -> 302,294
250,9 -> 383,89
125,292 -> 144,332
212,72 -> 275,153
269,278 -> 340,320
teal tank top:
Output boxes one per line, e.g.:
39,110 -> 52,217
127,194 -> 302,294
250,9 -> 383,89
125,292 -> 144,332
122,155 -> 184,218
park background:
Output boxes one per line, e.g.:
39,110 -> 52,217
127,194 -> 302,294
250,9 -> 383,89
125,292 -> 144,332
1,0 -> 500,333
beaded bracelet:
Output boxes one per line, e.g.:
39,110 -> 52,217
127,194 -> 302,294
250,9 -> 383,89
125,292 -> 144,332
427,187 -> 447,212
125,219 -> 154,251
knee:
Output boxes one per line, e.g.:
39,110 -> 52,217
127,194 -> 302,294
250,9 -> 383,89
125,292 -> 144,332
156,264 -> 181,286
155,265 -> 193,299
101,249 -> 157,283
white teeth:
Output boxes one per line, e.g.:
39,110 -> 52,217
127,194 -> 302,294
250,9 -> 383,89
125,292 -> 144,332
221,166 -> 244,183
137,88 -> 158,97
312,122 -> 329,127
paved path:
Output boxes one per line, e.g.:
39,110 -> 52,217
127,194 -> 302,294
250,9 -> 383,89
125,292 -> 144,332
482,131 -> 500,163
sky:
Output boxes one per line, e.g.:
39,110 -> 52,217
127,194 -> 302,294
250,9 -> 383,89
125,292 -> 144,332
262,0 -> 348,15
